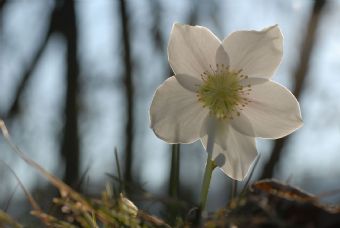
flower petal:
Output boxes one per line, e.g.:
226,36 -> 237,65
222,25 -> 283,79
215,45 -> 230,66
175,74 -> 202,93
201,120 -> 258,181
150,76 -> 209,143
231,80 -> 302,139
168,23 -> 221,77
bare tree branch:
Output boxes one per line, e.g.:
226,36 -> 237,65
4,1 -> 65,118
6,29 -> 53,118
260,0 -> 327,179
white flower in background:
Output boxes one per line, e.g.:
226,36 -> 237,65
150,23 -> 302,181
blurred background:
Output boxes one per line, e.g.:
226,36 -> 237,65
1,0 -> 340,222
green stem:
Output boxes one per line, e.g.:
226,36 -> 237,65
199,154 -> 216,210
199,119 -> 217,211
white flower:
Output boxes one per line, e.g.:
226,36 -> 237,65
150,23 -> 302,181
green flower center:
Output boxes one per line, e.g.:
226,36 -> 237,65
197,64 -> 251,120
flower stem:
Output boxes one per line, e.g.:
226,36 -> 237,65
199,153 -> 216,210
199,119 -> 217,211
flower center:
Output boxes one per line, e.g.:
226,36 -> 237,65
197,64 -> 251,120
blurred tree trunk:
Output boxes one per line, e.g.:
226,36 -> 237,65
59,0 -> 80,187
0,0 -> 5,10
260,0 -> 326,179
148,0 -> 181,199
1,0 -> 81,187
0,0 -> 81,186
118,0 -> 135,184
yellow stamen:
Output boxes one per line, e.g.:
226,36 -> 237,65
197,65 -> 251,119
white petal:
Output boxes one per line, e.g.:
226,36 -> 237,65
201,119 -> 258,181
216,45 -> 230,66
222,25 -> 283,79
175,74 -> 202,93
231,80 -> 302,139
150,76 -> 209,143
168,23 -> 222,78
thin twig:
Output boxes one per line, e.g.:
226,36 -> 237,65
241,153 -> 261,195
0,120 -> 92,210
0,160 -> 41,211
114,147 -> 124,193
231,180 -> 237,200
2,183 -> 19,212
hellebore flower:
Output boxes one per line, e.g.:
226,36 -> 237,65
150,23 -> 302,181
